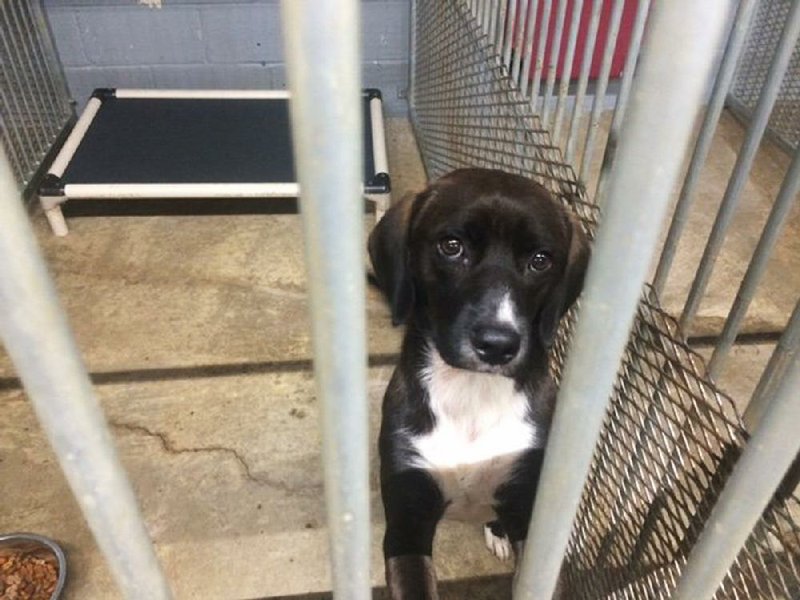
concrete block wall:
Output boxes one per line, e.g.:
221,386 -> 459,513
43,0 -> 410,115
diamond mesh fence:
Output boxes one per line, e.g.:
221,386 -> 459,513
0,0 -> 72,187
731,0 -> 800,151
410,1 -> 800,597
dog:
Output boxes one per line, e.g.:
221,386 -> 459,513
368,168 -> 589,599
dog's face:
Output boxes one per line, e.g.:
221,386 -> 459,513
369,168 -> 589,377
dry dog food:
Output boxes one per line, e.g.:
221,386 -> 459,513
0,551 -> 58,600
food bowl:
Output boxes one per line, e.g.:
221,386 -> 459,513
0,533 -> 67,599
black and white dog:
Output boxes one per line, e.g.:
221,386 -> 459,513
368,168 -> 589,599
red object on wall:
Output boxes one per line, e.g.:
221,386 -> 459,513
515,0 -> 640,82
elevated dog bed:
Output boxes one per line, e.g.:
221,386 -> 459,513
38,88 -> 391,235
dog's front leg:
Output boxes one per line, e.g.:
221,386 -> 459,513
385,555 -> 438,600
382,469 -> 444,600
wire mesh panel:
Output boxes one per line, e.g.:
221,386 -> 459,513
411,0 -> 600,230
410,1 -> 800,597
0,0 -> 72,188
730,0 -> 800,151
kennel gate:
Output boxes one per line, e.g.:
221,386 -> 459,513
0,1 -> 799,599
408,0 -> 800,598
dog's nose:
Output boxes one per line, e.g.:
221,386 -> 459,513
470,325 -> 521,365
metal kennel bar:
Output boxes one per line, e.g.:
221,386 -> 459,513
652,0 -> 761,296
0,0 -> 72,188
679,0 -> 800,333
730,0 -> 800,152
551,0 -> 583,143
673,348 -> 800,600
529,0 -> 552,110
577,0 -> 625,185
708,142 -> 800,378
0,147 -> 172,597
593,0 -> 650,208
411,1 -> 800,598
564,0 -> 602,164
520,0 -> 541,97
539,0 -> 567,127
745,297 -> 800,430
281,1 -> 371,599
518,2 -> 731,597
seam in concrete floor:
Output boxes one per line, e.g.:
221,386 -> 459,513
0,330 -> 781,393
0,353 -> 402,392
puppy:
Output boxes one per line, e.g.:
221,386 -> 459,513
369,168 -> 589,599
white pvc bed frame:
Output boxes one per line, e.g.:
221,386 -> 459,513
39,88 -> 391,235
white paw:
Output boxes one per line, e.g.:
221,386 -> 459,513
484,524 -> 512,561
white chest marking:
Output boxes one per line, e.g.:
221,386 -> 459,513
409,350 -> 543,521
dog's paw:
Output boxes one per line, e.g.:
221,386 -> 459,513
484,522 -> 512,562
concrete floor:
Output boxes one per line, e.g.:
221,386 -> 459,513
0,112 -> 798,598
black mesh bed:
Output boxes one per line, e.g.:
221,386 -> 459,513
38,88 -> 391,235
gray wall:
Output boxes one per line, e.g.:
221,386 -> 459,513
44,0 -> 410,115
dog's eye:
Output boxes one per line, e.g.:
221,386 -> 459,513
438,236 -> 464,258
528,251 -> 552,272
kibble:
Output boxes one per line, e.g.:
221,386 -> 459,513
0,551 -> 59,600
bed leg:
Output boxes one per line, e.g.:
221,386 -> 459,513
373,193 -> 391,222
41,199 -> 69,236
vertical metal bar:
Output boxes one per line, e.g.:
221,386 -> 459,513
26,0 -> 74,120
564,0 -> 602,164
503,0 -> 519,69
594,0 -> 651,208
3,1 -> 49,151
672,349 -> 800,600
708,145 -> 800,377
744,298 -> 800,431
679,0 -> 800,331
0,81 -> 29,181
540,0 -> 568,128
280,1 -> 370,598
17,0 -> 64,130
514,2 -> 731,598
578,0 -> 624,185
13,0 -> 59,129
409,0 -> 418,113
496,0 -> 509,60
0,5 -> 40,164
489,0 -> 500,47
0,146 -> 171,598
529,0 -> 552,113
511,0 -> 531,84
520,0 -> 541,96
552,0 -> 583,145
652,0 -> 760,295
0,129 -> 25,182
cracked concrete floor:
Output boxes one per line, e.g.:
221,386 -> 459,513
1,368 -> 513,599
1,113 -> 798,598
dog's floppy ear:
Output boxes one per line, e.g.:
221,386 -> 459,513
368,191 -> 423,326
538,212 -> 590,347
